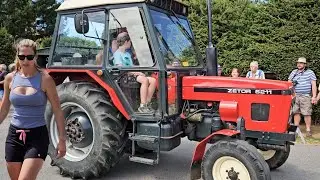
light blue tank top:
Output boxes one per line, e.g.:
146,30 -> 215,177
9,71 -> 47,128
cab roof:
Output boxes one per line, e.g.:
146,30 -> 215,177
57,0 -> 145,11
57,0 -> 186,12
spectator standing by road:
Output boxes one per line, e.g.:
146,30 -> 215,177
246,61 -> 265,79
8,63 -> 15,73
231,68 -> 240,77
288,57 -> 317,137
218,64 -> 222,76
0,64 -> 8,100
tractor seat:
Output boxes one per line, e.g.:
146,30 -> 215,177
118,74 -> 140,89
118,74 -> 141,111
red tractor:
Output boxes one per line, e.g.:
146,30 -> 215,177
38,0 -> 297,179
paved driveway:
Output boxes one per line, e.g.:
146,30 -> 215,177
0,112 -> 319,180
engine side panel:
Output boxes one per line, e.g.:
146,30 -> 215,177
182,76 -> 293,133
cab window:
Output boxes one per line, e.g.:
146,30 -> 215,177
105,7 -> 155,67
150,9 -> 199,68
53,11 -> 105,66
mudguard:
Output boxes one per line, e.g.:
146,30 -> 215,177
190,129 -> 239,180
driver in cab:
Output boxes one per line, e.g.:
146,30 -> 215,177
113,32 -> 156,113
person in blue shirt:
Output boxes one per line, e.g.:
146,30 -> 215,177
113,32 -> 156,113
289,57 -> 317,137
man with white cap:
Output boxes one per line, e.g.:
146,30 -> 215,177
288,57 -> 317,137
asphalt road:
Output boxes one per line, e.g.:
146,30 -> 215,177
0,111 -> 319,180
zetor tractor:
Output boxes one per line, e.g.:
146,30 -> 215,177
38,0 -> 297,179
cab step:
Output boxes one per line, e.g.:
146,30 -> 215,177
129,134 -> 158,143
129,156 -> 158,165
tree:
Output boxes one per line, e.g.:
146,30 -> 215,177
32,0 -> 61,37
0,28 -> 15,65
0,0 -> 60,40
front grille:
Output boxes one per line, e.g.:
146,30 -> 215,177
251,103 -> 270,121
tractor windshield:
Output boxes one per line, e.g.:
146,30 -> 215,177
150,10 -> 200,67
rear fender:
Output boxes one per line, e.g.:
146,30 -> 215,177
45,69 -> 130,120
190,129 -> 239,180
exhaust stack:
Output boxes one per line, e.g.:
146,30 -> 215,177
206,0 -> 218,76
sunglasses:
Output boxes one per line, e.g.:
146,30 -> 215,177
18,55 -> 35,61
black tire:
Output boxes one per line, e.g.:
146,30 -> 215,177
45,81 -> 127,179
262,146 -> 290,170
202,139 -> 271,180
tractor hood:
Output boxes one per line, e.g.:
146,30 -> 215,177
182,76 -> 293,100
183,76 -> 293,89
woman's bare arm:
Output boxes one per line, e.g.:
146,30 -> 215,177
0,73 -> 13,124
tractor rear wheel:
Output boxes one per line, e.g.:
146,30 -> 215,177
201,140 -> 271,180
45,81 -> 127,179
258,145 -> 290,170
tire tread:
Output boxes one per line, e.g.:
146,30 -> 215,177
46,81 -> 126,179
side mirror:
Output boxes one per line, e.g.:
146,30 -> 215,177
74,13 -> 89,34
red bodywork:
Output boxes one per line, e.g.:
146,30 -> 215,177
45,69 -> 130,119
182,76 -> 293,133
152,72 -> 177,105
190,129 -> 239,180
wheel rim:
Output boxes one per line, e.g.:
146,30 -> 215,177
212,156 -> 251,180
258,149 -> 276,160
50,102 -> 95,162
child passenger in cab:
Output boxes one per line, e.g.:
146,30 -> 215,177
113,32 -> 157,113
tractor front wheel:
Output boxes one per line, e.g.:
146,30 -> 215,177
201,140 -> 271,180
45,81 -> 127,179
258,145 -> 290,170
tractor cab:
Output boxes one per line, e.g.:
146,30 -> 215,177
50,0 -> 204,118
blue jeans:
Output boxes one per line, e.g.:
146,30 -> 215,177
0,89 -> 4,99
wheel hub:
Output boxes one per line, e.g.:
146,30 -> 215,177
66,118 -> 84,143
212,156 -> 250,180
65,112 -> 93,148
226,167 -> 239,180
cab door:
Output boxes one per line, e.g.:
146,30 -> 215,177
104,6 -> 165,117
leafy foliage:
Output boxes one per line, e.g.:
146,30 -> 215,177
36,36 -> 53,49
57,37 -> 99,48
0,0 -> 60,64
0,0 -> 60,38
0,28 -> 15,65
185,0 -> 320,77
